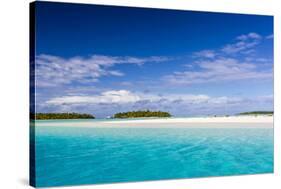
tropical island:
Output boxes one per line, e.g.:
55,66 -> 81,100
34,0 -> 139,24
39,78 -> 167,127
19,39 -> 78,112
113,110 -> 171,118
31,110 -> 274,120
35,113 -> 95,120
238,111 -> 273,116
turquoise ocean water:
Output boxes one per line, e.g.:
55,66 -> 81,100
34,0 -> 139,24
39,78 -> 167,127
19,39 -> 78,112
34,120 -> 273,187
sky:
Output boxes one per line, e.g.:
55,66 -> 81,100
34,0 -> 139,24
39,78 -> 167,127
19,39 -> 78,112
34,2 -> 273,118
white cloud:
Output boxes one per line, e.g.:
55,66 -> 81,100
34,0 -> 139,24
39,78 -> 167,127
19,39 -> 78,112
42,90 -> 273,117
45,89 -> 272,109
192,32 -> 264,62
46,90 -> 141,105
266,34 -> 274,39
46,90 -> 210,106
236,32 -> 261,41
170,32 -> 272,85
164,58 -> 272,85
222,32 -> 262,54
35,54 -> 169,87
193,50 -> 216,59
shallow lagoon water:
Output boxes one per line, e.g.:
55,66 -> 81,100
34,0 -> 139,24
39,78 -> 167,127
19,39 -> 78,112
34,122 -> 273,187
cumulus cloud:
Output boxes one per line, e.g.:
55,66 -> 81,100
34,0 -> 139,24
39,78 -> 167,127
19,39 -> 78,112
44,90 -> 272,109
41,89 -> 273,117
35,54 -> 169,87
46,90 -> 210,106
46,90 -> 141,105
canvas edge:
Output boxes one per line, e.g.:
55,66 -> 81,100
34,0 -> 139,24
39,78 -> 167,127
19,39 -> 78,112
29,1 -> 36,188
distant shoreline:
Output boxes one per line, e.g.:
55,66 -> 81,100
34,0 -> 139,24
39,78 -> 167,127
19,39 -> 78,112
34,115 -> 273,128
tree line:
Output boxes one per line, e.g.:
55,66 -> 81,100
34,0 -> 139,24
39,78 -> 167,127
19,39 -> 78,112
114,110 -> 171,118
34,113 -> 95,120
31,110 -> 171,120
238,111 -> 273,115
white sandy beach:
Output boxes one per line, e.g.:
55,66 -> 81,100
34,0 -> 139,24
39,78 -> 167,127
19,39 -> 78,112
35,116 -> 273,128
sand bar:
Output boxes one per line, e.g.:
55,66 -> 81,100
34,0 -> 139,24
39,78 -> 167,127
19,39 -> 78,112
34,116 -> 273,128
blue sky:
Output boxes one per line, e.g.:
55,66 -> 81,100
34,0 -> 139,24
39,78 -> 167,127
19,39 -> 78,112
34,2 -> 273,118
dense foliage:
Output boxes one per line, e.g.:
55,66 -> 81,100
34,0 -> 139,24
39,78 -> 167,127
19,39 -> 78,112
114,110 -> 171,118
238,111 -> 273,115
35,113 -> 95,120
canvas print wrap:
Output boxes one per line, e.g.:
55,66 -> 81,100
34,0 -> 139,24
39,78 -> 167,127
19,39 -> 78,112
30,1 -> 274,187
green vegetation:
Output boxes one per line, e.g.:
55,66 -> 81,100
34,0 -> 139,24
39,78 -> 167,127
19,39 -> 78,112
113,110 -> 171,118
35,113 -> 95,120
238,111 -> 273,116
